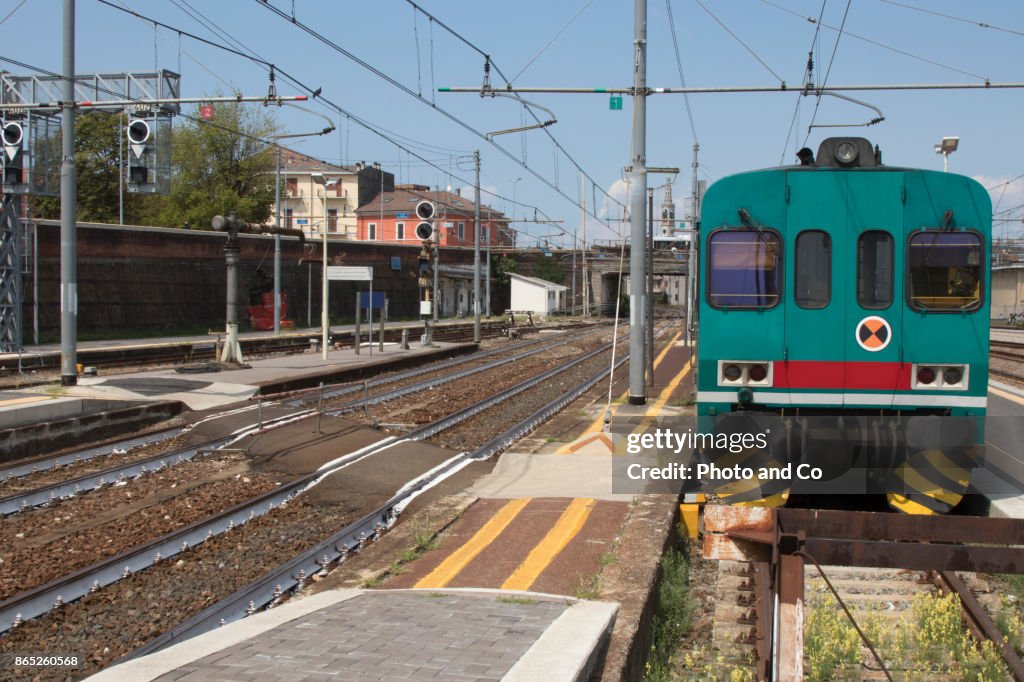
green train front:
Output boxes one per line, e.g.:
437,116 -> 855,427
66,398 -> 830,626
696,137 -> 990,514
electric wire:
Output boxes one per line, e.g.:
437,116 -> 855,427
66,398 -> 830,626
255,0 -> 622,233
507,0 -> 594,85
399,0 -> 625,213
758,0 -> 988,81
803,0 -> 853,147
693,0 -> 785,84
779,0 -> 827,164
664,0 -> 698,144
0,0 -> 30,27
878,0 -> 1024,39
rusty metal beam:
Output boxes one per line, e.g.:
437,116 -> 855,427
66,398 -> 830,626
801,539 -> 1024,573
777,508 -> 1024,546
753,562 -> 772,682
776,553 -> 804,682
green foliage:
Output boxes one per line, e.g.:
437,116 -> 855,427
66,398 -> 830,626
532,255 -> 565,285
155,102 -> 279,229
804,594 -> 861,681
31,112 -> 164,224
644,546 -> 695,681
493,255 -> 517,285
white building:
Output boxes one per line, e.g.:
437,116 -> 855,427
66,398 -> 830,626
509,273 -> 567,318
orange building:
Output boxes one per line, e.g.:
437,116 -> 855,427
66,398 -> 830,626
355,185 -> 512,247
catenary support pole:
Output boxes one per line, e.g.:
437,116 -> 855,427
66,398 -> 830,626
627,0 -> 648,405
274,145 -> 282,334
60,0 -> 77,386
473,150 -> 481,342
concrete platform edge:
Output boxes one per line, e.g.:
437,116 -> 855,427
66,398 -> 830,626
504,599 -> 619,682
86,589 -> 363,681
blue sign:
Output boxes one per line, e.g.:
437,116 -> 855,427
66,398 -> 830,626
359,291 -> 386,310
395,212 -> 409,219
296,218 -> 309,225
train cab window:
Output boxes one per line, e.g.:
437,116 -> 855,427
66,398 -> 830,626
794,230 -> 831,308
707,230 -> 781,308
908,231 -> 983,311
857,231 -> 893,309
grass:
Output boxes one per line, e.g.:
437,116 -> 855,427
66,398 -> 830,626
643,544 -> 696,682
574,573 -> 602,601
497,595 -> 536,605
44,383 -> 67,400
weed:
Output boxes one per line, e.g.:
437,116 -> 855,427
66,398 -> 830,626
410,515 -> 438,552
360,575 -> 384,589
399,549 -> 418,564
44,384 -> 67,400
497,595 -> 535,605
574,573 -> 601,601
803,593 -> 861,681
643,547 -> 695,681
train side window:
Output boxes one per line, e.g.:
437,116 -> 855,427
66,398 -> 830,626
794,230 -> 831,309
857,231 -> 893,309
707,229 -> 781,308
908,231 -> 982,311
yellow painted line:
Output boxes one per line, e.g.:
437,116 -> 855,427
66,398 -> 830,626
893,465 -> 964,506
414,497 -> 532,589
501,498 -> 597,591
562,328 -> 686,447
888,493 -> 940,516
645,360 -> 692,417
0,395 -> 48,407
991,385 -> 1024,406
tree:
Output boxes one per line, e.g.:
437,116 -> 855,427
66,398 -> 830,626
532,255 -> 565,285
493,254 -> 517,285
155,102 -> 279,229
32,111 -> 164,223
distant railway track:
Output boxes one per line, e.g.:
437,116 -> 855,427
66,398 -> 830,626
0,320 -> 516,376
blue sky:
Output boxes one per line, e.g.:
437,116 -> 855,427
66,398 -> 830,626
3,0 -> 1024,244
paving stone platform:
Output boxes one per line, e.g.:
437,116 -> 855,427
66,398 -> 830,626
90,589 -> 618,682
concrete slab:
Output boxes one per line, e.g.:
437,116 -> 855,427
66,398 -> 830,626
471,451 -> 636,502
89,589 -> 617,682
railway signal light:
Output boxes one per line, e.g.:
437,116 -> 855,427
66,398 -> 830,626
126,118 -> 151,189
414,200 -> 435,241
2,120 -> 24,190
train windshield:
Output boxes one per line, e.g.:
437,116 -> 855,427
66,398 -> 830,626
908,231 -> 983,311
708,230 -> 781,308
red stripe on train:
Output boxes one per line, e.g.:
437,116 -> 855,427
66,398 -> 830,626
774,361 -> 912,390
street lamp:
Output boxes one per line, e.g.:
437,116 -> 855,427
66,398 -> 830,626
311,172 -> 339,360
934,136 -> 959,173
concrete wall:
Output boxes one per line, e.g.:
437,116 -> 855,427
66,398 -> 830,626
992,266 -> 1024,319
25,221 -> 485,339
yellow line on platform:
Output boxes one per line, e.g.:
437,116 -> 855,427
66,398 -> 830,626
0,395 -> 48,407
563,330 -> 687,449
991,385 -> 1024,406
414,497 -> 532,589
501,498 -> 597,591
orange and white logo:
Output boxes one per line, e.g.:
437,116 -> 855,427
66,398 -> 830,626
856,316 -> 892,352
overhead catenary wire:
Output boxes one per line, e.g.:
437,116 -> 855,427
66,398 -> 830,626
507,0 -> 595,85
665,0 -> 698,144
255,0 -> 622,234
694,0 -> 786,85
803,0 -> 854,148
879,0 -> 1024,39
758,0 -> 989,81
90,2 -> 576,242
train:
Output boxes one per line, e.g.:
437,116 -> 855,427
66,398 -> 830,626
695,137 -> 991,514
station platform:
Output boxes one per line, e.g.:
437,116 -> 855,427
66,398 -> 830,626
90,589 -> 617,682
2,340 -> 477,412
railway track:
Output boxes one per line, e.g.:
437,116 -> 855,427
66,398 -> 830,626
0,326 -> 608,514
0,326 -> 633,678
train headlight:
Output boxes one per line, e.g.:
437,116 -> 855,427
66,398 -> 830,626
916,367 -> 936,385
723,364 -> 742,381
835,141 -> 859,165
748,364 -> 768,382
943,367 -> 962,385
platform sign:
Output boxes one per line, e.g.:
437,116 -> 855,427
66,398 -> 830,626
296,218 -> 309,225
609,96 -> 623,110
396,212 -> 409,218
359,291 -> 386,310
327,266 -> 373,281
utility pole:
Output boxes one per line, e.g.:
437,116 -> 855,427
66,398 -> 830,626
647,187 -> 654,388
274,146 -> 282,333
627,0 -> 648,405
60,0 -> 77,386
687,143 -> 699,347
485,204 -> 492,318
473,149 -> 481,342
581,173 -> 589,317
